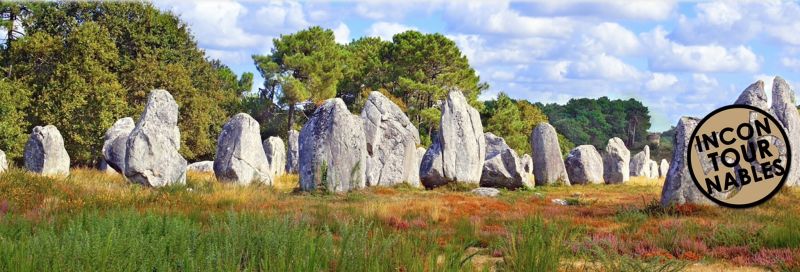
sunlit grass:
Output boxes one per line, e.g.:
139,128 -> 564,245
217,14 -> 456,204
0,168 -> 798,271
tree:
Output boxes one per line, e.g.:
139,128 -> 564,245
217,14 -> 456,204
538,97 -> 651,151
386,31 -> 487,140
12,22 -> 128,164
4,2 -> 249,163
0,78 -> 29,162
484,93 -> 544,155
252,26 -> 346,130
338,37 -> 392,112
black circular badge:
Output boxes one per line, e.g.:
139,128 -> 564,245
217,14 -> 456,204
687,104 -> 791,208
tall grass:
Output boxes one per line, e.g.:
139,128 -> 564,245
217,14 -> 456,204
0,210 -> 478,272
499,217 -> 567,271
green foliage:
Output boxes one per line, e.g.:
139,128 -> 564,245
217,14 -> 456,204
500,217 -> 567,271
0,79 -> 30,161
0,210 -> 479,272
2,2 -> 247,164
539,97 -> 651,150
252,26 -> 345,129
483,93 -> 547,155
14,22 -> 128,164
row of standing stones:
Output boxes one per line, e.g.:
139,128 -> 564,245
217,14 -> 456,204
1,77 -> 796,207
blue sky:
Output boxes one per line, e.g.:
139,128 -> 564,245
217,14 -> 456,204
154,0 -> 800,131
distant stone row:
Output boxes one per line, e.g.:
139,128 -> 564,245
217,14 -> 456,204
661,77 -> 800,207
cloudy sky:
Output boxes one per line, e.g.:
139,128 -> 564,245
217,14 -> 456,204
154,0 -> 800,131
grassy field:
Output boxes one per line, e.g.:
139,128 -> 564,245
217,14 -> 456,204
0,168 -> 799,271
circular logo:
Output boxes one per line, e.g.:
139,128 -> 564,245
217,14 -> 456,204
687,105 -> 791,208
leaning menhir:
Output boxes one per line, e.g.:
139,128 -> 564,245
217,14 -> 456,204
24,125 -> 70,176
214,113 -> 272,185
124,89 -> 187,187
530,123 -> 570,185
298,98 -> 367,192
564,145 -> 604,184
362,91 -> 421,187
660,117 -> 712,206
420,90 -> 486,188
480,133 -> 529,189
102,117 -> 135,174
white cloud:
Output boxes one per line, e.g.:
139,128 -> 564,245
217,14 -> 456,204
333,22 -> 351,44
366,22 -> 417,41
671,1 -> 800,47
577,22 -> 641,56
443,1 -> 575,38
782,57 -> 800,72
516,0 -> 676,21
252,1 -> 309,32
162,1 -> 259,48
644,73 -> 678,91
641,27 -> 759,73
565,54 -> 643,81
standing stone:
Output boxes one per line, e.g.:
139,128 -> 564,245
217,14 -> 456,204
660,117 -> 713,206
420,90 -> 486,188
659,159 -> 669,178
734,80 -> 770,112
299,98 -> 367,192
564,145 -> 604,185
480,133 -> 529,189
263,136 -> 286,177
362,91 -> 421,187
214,113 -> 272,185
630,145 -> 651,177
102,117 -> 135,174
530,123 -> 570,185
521,154 -> 534,182
124,90 -> 187,187
603,137 -> 630,184
24,125 -> 70,176
0,149 -> 7,173
647,160 -> 659,179
771,77 -> 800,186
187,161 -> 214,173
286,130 -> 299,173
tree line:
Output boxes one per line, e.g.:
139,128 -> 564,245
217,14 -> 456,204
0,1 -> 656,167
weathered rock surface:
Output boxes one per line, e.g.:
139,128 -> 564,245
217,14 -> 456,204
564,145 -> 604,185
480,133 -> 529,189
0,149 -> 7,173
660,117 -> 713,206
102,117 -> 135,174
124,90 -> 187,187
603,137 -> 630,184
187,161 -> 214,173
214,113 -> 272,185
362,91 -> 421,187
299,98 -> 367,192
24,125 -> 70,176
734,80 -> 770,112
420,90 -> 486,188
630,145 -> 652,177
659,159 -> 669,178
530,123 -> 570,185
771,77 -> 800,186
263,136 -> 286,177
286,130 -> 299,173
471,187 -> 500,197
648,160 -> 659,179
